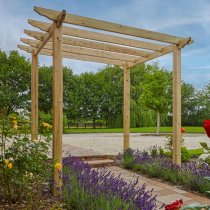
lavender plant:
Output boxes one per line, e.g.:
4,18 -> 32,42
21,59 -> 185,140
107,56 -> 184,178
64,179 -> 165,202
117,148 -> 210,195
62,155 -> 157,210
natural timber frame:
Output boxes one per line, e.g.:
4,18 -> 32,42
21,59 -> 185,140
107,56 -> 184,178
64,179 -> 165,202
31,51 -> 38,141
17,6 -> 193,193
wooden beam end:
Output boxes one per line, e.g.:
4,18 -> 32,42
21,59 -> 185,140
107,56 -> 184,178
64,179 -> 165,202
56,10 -> 66,28
28,19 -> 33,26
188,37 -> 193,45
34,6 -> 42,14
178,37 -> 193,49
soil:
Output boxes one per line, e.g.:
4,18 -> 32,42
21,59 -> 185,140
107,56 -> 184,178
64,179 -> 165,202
0,188 -> 65,210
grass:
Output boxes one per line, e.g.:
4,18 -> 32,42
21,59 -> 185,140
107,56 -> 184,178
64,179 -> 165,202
64,126 -> 205,134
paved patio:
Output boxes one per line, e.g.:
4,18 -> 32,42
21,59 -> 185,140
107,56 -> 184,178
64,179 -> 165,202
62,133 -> 210,155
61,145 -> 210,209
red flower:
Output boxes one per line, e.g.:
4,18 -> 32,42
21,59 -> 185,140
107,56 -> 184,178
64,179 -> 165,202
204,120 -> 210,138
181,127 -> 186,133
165,199 -> 183,210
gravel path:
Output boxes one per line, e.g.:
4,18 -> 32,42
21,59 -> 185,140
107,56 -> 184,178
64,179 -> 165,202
63,133 -> 210,155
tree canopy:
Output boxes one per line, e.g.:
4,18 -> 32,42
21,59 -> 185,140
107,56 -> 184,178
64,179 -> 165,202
0,50 -> 209,128
0,50 -> 31,115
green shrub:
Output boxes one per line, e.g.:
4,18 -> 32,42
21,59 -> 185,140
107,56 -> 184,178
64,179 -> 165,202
181,147 -> 191,162
199,142 -> 208,149
188,148 -> 204,158
133,163 -> 142,171
159,147 -> 164,156
164,148 -> 204,159
150,147 -> 158,157
0,114 -> 53,206
123,156 -> 134,169
205,157 -> 210,165
122,149 -> 134,169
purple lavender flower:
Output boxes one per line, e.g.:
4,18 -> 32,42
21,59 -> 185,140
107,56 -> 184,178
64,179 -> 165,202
62,155 -> 157,210
117,149 -> 210,194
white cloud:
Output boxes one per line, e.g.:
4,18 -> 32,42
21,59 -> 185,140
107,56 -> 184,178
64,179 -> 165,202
0,0 -> 210,88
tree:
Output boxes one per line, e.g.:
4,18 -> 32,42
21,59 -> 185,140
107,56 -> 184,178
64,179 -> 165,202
98,66 -> 123,128
38,66 -> 53,113
130,63 -> 149,127
63,68 -> 84,124
181,82 -> 210,126
181,82 -> 197,125
0,50 -> 31,115
141,63 -> 172,134
79,72 -> 104,127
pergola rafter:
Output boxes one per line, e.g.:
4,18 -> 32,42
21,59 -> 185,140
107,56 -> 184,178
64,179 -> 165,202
18,44 -> 134,66
17,6 -> 193,195
27,19 -> 167,52
22,34 -> 151,57
20,39 -> 140,62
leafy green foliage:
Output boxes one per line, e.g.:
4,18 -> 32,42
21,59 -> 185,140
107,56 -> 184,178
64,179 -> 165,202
0,114 -> 52,206
200,142 -> 209,149
122,148 -> 135,169
141,63 -> 172,132
1,49 -> 209,128
205,156 -> 210,165
0,50 -> 31,114
141,63 -> 172,114
181,204 -> 210,210
181,147 -> 191,162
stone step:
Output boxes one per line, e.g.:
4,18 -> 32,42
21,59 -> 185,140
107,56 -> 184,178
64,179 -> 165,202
78,155 -> 114,161
85,159 -> 115,168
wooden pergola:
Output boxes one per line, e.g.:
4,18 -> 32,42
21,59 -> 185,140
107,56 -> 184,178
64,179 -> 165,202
18,6 -> 193,193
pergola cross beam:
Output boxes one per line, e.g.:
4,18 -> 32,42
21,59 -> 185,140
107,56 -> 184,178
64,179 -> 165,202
34,6 -> 193,45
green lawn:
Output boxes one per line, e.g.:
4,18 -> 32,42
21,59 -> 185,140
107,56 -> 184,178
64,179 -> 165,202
64,126 -> 205,134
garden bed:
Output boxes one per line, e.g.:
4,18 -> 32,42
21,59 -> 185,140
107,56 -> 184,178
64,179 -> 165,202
62,155 -> 157,210
0,188 -> 63,210
116,148 -> 210,197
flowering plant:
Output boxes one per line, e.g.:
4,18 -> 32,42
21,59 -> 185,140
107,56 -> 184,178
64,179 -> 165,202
0,114 -> 52,206
117,148 -> 210,195
203,120 -> 210,138
165,199 -> 183,210
63,155 -> 157,210
181,127 -> 186,133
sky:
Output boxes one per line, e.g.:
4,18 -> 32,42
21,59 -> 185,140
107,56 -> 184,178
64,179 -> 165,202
0,0 -> 210,88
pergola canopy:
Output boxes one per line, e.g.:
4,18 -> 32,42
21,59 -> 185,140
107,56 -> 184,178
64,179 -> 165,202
18,6 -> 192,68
17,6 -> 193,194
